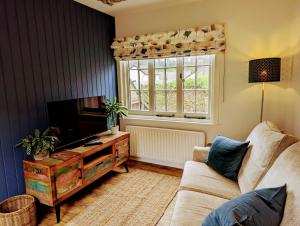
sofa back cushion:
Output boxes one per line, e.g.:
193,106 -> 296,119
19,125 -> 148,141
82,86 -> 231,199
238,121 -> 298,193
256,142 -> 300,226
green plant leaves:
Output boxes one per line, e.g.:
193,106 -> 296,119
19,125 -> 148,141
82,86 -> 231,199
15,128 -> 59,156
104,98 -> 128,127
34,129 -> 40,138
42,127 -> 50,136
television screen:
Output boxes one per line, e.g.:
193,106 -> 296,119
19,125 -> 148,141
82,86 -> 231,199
47,96 -> 108,150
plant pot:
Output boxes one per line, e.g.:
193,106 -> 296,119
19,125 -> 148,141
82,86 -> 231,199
111,126 -> 119,135
33,150 -> 49,161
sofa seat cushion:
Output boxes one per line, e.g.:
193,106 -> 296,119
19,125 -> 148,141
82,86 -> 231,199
238,121 -> 298,193
170,190 -> 228,226
180,161 -> 241,199
256,142 -> 300,226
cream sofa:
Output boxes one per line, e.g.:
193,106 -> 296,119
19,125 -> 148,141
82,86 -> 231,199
170,122 -> 300,226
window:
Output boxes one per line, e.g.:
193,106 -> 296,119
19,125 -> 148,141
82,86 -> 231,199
154,58 -> 177,112
123,55 -> 216,120
128,60 -> 149,111
183,56 -> 210,114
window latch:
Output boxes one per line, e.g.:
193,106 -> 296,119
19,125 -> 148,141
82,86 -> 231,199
180,73 -> 184,81
184,115 -> 207,119
156,114 -> 175,117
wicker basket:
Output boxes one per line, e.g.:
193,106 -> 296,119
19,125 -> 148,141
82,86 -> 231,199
0,195 -> 36,226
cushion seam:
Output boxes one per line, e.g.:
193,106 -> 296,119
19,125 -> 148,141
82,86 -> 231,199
179,185 -> 238,200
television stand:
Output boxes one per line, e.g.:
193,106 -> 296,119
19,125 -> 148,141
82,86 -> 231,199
23,131 -> 130,223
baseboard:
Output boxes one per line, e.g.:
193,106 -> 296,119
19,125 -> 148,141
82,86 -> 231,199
130,156 -> 184,169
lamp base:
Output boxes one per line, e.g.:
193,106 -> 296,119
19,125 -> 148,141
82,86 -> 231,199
260,82 -> 265,122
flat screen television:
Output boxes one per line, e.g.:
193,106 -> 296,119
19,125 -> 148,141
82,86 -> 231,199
47,96 -> 108,150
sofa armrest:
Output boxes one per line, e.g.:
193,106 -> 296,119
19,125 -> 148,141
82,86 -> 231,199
193,146 -> 210,162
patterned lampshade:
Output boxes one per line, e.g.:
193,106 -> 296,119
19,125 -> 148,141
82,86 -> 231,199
249,58 -> 281,83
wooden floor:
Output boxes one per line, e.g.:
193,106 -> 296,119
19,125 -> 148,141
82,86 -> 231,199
127,160 -> 183,177
37,160 -> 182,225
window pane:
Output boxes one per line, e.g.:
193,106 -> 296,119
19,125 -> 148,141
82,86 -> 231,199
140,91 -> 150,111
166,57 -> 177,67
197,55 -> 210,65
167,91 -> 176,112
155,59 -> 165,68
166,68 -> 176,90
155,69 -> 165,90
140,69 -> 149,90
183,67 -> 195,89
184,56 -> 196,66
129,60 -> 138,69
139,60 -> 148,69
129,70 -> 139,89
184,90 -> 195,113
196,90 -> 209,113
155,91 -> 166,112
196,66 -> 209,89
130,90 -> 140,110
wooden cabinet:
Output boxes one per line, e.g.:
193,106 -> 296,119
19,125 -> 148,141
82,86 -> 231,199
23,132 -> 129,223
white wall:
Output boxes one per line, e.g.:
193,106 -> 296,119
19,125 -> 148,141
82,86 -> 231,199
285,0 -> 300,137
115,0 -> 297,141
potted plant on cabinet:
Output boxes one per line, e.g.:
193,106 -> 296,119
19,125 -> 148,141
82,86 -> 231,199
16,128 -> 59,161
104,97 -> 128,134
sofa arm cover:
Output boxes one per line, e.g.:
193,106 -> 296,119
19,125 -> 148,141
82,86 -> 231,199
193,146 -> 210,162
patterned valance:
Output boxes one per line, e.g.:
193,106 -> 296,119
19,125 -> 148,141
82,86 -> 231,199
111,24 -> 225,61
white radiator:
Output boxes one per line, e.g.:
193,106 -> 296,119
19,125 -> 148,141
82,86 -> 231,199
126,126 -> 205,168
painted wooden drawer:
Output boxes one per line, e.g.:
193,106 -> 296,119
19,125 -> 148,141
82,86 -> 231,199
23,163 -> 53,206
115,138 -> 129,164
84,157 -> 113,181
54,161 -> 82,199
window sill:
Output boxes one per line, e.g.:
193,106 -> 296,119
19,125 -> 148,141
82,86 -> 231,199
124,114 -> 217,126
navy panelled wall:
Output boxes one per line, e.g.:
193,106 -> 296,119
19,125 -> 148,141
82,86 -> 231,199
0,0 -> 116,200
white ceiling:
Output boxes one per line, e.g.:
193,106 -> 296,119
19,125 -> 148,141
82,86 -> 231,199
74,0 -> 201,16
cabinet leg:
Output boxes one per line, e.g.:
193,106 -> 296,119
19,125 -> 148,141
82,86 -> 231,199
124,162 -> 129,173
55,204 -> 60,223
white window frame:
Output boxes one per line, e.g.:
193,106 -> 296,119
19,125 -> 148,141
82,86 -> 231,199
117,54 -> 223,124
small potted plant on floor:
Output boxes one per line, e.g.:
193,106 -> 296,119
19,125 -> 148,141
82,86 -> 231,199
16,128 -> 59,160
104,97 -> 128,134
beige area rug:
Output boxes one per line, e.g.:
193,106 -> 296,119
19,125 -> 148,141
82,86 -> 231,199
66,168 -> 180,226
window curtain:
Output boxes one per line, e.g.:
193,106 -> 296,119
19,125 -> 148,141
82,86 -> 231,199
111,24 -> 225,61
